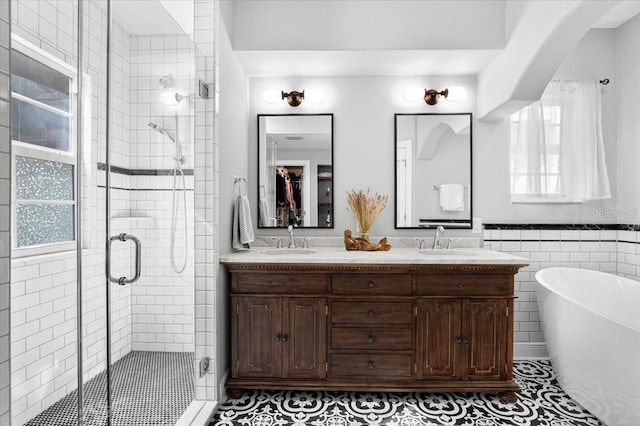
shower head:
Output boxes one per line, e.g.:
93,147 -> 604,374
148,121 -> 177,144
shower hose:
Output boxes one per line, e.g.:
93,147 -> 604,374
171,165 -> 188,274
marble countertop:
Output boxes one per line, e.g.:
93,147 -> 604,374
220,246 -> 529,265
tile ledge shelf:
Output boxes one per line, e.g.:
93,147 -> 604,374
485,223 -> 640,231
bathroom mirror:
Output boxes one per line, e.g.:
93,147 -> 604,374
258,114 -> 333,228
394,113 -> 472,229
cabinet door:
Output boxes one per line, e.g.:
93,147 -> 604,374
464,299 -> 507,380
236,296 -> 282,378
283,298 -> 327,379
416,299 -> 461,380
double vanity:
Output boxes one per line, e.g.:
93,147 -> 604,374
220,246 -> 528,402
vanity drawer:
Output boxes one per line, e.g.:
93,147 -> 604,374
330,354 -> 413,377
331,302 -> 413,324
331,327 -> 412,350
233,272 -> 328,293
332,274 -> 412,295
415,274 -> 511,296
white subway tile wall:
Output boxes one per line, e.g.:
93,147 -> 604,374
1,1 -> 11,424
194,0 -> 219,402
484,228 -> 623,343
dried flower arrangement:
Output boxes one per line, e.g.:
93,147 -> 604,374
346,188 -> 388,241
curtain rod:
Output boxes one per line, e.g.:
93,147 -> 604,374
551,79 -> 610,85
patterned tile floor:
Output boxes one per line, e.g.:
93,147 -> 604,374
24,351 -> 194,426
210,360 -> 604,426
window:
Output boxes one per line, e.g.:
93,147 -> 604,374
11,44 -> 77,256
510,103 -> 563,199
510,80 -> 611,203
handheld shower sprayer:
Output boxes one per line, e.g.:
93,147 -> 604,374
148,121 -> 184,165
147,119 -> 188,274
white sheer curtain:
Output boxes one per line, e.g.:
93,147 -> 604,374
510,80 -> 611,201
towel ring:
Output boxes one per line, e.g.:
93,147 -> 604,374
234,176 -> 248,196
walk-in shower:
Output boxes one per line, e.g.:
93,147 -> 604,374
8,0 -> 197,424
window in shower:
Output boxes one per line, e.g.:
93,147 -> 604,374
10,43 -> 77,256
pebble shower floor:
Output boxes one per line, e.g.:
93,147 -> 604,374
24,351 -> 194,426
210,360 -> 604,426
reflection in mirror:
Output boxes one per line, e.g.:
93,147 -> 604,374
395,113 -> 472,229
258,114 -> 333,228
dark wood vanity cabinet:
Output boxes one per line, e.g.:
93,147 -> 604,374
416,298 -> 508,382
225,264 -> 522,402
234,296 -> 327,379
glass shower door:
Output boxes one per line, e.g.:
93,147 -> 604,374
103,0 -> 196,424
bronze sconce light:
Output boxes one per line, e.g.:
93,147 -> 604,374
282,90 -> 305,107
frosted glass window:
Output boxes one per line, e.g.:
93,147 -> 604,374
16,156 -> 74,200
16,204 -> 74,247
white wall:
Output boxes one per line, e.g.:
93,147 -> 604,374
248,30 -> 620,235
217,9 -> 248,391
476,29 -> 619,224
616,13 -> 640,225
250,75 -> 477,239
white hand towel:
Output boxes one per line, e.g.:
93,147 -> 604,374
439,184 -> 465,211
233,195 -> 255,250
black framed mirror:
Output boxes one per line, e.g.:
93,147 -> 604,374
258,114 -> 334,228
394,113 -> 472,229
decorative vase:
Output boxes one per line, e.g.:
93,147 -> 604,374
357,224 -> 371,242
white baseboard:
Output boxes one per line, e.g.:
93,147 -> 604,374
514,342 -> 548,359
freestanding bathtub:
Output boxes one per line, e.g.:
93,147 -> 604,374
535,267 -> 640,426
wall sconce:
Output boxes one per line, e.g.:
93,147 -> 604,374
402,86 -> 467,105
282,90 -> 304,107
262,89 -> 325,107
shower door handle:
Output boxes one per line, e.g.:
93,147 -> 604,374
108,233 -> 142,285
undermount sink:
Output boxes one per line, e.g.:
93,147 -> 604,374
264,248 -> 317,255
418,249 -> 478,256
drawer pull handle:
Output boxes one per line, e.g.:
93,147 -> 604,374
368,336 -> 375,344
368,362 -> 374,369
455,337 -> 462,344
275,335 -> 281,342
282,335 -> 288,343
459,281 -> 465,288
368,281 -> 375,288
463,337 -> 470,344
368,310 -> 375,318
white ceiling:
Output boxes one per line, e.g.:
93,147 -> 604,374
230,1 -> 640,77
112,0 -> 640,77
111,0 -> 193,37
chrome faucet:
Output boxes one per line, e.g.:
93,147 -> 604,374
287,225 -> 296,248
433,226 -> 445,249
